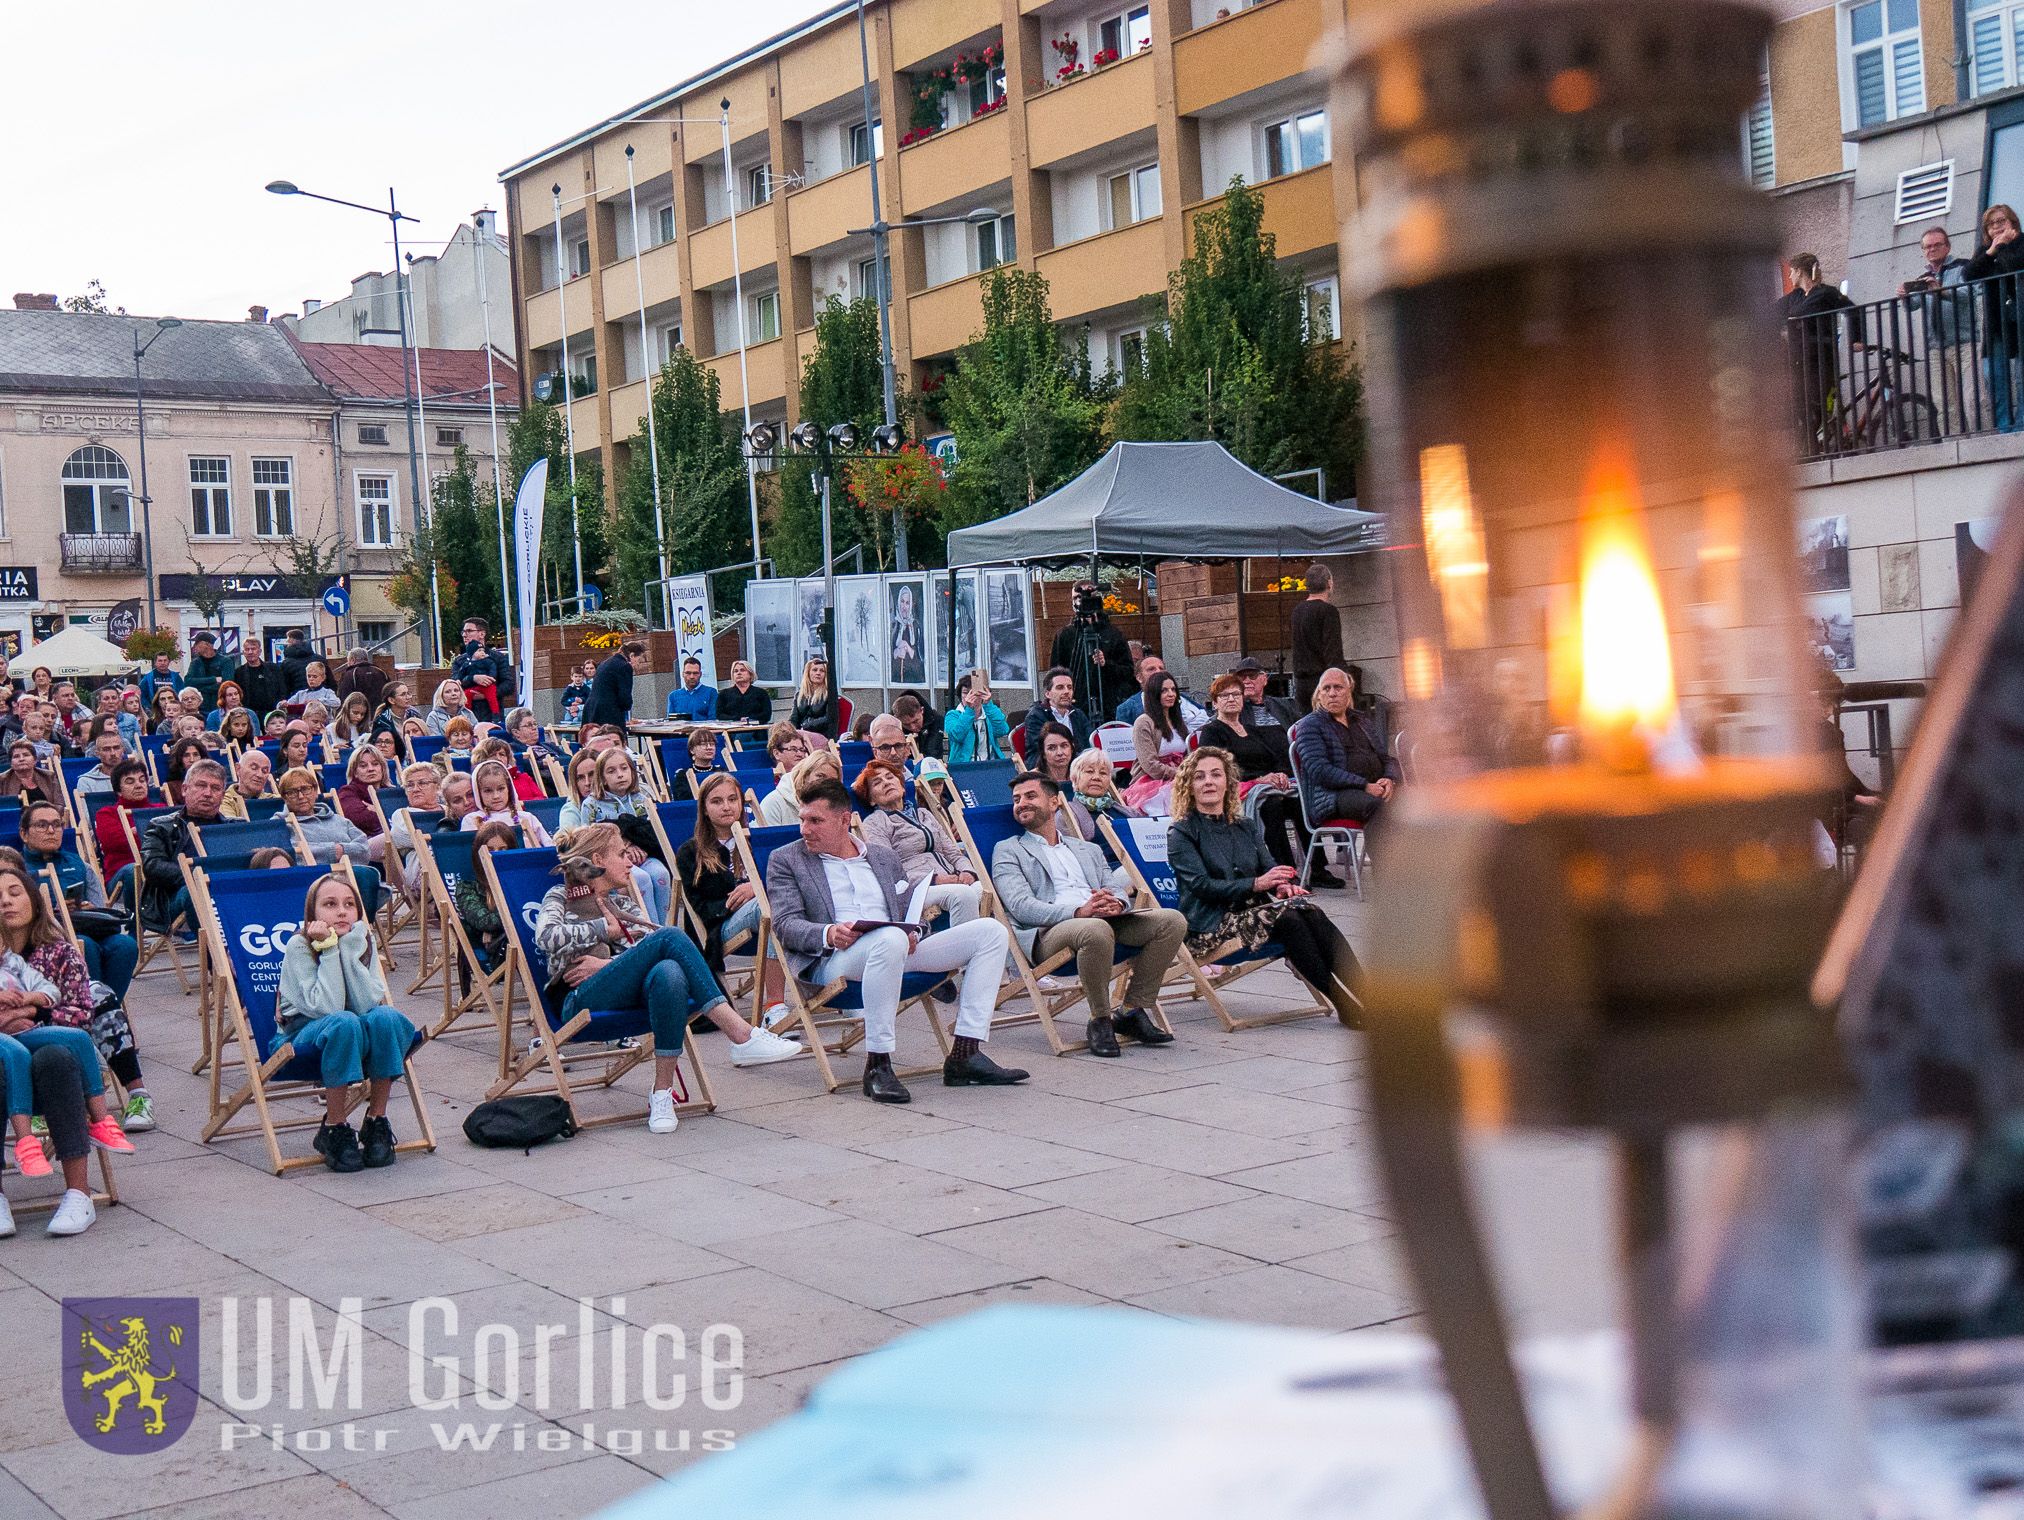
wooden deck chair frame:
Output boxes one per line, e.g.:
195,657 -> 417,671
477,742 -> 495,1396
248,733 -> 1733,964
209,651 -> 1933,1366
281,814 -> 397,979
647,802 -> 762,1016
945,800 -> 1148,1057
477,848 -> 716,1129
368,789 -> 422,950
409,829 -> 507,1042
1096,816 -> 1333,1033
186,860 -> 437,1175
733,826 -> 950,1093
121,805 -> 193,994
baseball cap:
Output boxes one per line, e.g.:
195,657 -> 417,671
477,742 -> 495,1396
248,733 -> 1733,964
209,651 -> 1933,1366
1231,657 -> 1266,674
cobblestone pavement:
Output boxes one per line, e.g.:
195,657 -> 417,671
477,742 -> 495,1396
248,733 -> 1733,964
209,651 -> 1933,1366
0,889 -> 1617,1518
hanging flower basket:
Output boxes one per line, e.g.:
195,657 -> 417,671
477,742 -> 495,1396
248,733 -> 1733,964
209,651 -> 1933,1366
974,96 -> 1007,116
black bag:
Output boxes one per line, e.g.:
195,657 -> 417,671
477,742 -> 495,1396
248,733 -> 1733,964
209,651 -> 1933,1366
70,907 -> 128,941
615,811 -> 661,859
461,1095 -> 577,1150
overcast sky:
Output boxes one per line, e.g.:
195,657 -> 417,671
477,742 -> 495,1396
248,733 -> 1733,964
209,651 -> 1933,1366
2,0 -> 816,322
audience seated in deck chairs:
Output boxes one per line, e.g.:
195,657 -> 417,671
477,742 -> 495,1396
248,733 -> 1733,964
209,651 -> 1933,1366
453,822 -> 518,974
388,763 -> 443,900
19,799 -> 140,1003
73,728 -> 128,797
535,824 -> 804,1135
943,670 -> 1012,764
220,749 -> 276,820
333,748 -> 392,853
665,727 -> 725,802
676,772 -> 785,1021
138,758 -> 231,933
759,748 -> 839,829
853,760 -> 984,930
473,737 -> 541,802
95,760 -> 155,905
0,860 -> 136,1236
1167,746 -> 1363,1028
275,767 -> 382,918
558,749 -> 662,919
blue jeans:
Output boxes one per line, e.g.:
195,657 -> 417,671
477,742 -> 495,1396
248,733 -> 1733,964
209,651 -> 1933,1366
561,927 -> 724,1054
287,1006 -> 416,1088
3,1025 -> 104,1111
629,860 -> 672,926
81,934 -> 139,999
109,864 -> 135,907
1989,329 -> 2018,431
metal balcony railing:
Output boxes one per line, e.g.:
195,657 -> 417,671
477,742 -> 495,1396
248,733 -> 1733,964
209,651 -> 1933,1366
59,532 -> 144,575
1784,268 -> 2024,463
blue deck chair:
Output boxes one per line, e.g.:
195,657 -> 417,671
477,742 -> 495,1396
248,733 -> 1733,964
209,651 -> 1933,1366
835,741 -> 873,773
945,760 -> 1019,812
189,861 -> 434,1175
651,799 -> 765,1016
736,823 -> 951,1093
478,845 -> 716,1127
240,797 -> 287,821
1098,815 -> 1330,1033
409,734 -> 446,764
732,746 -> 776,774
948,802 -> 1144,1057
408,827 -> 503,1039
193,819 -> 298,859
59,757 -> 94,821
656,736 -> 691,784
320,761 -> 349,792
524,797 -> 566,837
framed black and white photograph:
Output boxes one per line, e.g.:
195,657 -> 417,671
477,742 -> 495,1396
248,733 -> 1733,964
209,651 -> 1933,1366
887,577 -> 927,687
929,571 -> 980,687
1799,514 -> 1852,595
1805,591 -> 1856,672
835,576 -> 884,689
745,578 -> 796,686
983,567 -> 1032,687
793,578 -> 827,672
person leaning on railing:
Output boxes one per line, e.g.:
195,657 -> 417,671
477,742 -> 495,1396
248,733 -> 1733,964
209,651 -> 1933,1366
1902,225 -> 1973,430
1776,252 -> 1859,450
1966,203 -> 2024,433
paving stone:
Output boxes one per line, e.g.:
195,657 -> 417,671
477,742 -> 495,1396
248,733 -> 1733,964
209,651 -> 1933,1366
1126,1263 -> 1412,1332
1146,1192 -> 1395,1262
769,1161 -> 1053,1235
453,1215 -> 734,1301
712,1216 -> 1028,1310
1013,1162 -> 1259,1225
934,1207 -> 1256,1298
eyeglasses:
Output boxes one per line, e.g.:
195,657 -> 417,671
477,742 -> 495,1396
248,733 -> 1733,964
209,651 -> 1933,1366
872,741 -> 907,755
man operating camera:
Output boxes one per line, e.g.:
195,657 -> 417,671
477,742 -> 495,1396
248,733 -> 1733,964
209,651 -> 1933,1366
1047,580 -> 1135,721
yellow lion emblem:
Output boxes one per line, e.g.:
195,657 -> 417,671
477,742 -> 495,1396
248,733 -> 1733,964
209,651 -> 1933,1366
78,1315 -> 181,1435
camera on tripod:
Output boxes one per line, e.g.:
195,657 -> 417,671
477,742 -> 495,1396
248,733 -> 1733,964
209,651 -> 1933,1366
1072,584 -> 1104,619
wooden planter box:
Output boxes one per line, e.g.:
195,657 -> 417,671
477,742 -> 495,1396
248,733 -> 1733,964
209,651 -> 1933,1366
533,626 -> 677,692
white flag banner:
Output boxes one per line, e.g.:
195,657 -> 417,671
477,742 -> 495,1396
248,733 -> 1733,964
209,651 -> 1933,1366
666,574 -> 716,687
513,458 -> 548,705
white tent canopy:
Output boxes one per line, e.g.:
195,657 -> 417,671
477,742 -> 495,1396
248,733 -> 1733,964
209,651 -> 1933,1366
6,626 -> 143,680
945,440 -> 1383,568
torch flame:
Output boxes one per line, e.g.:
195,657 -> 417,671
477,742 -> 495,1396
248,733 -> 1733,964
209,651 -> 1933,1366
1576,450 -> 1676,756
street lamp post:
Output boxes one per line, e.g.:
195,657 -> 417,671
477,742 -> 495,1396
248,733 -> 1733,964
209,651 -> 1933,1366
742,419 -> 904,675
265,178 -> 436,663
130,317 -> 181,630
845,206 -> 999,572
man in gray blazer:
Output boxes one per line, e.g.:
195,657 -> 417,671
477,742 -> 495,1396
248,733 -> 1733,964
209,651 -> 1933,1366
991,772 -> 1183,1057
766,776 -> 1024,1104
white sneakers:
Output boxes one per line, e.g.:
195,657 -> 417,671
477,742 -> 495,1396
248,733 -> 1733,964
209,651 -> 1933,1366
760,1002 -> 792,1031
646,1089 -> 680,1135
46,1189 -> 96,1236
730,1028 -> 806,1067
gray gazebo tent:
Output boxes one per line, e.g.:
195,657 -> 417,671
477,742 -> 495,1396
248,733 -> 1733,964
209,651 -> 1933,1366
945,440 -> 1381,569
941,440 -> 1383,702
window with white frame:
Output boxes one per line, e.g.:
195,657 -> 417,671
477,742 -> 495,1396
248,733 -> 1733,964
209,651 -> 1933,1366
747,165 -> 773,208
751,290 -> 781,342
189,456 -> 232,536
436,426 -> 464,447
1114,327 -> 1147,374
1263,109 -> 1329,178
355,472 -> 396,548
1106,164 -> 1162,229
657,322 -> 684,364
1096,5 -> 1152,58
61,445 -> 132,534
252,457 -> 294,538
1302,276 -> 1341,341
356,620 -> 395,648
1744,62 -> 1775,188
570,236 -> 592,278
967,66 -> 1007,115
1967,0 -> 2024,94
653,203 -> 676,246
857,255 -> 890,301
848,118 -> 883,166
1847,0 -> 1924,127
975,213 -> 1016,271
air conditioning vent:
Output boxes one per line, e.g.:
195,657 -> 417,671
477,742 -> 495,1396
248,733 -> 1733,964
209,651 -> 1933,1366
1894,160 -> 1954,225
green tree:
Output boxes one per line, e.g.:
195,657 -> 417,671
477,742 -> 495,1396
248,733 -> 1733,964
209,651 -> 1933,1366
774,297 -> 889,575
612,349 -> 751,614
430,445 -> 507,633
939,269 -> 1110,533
507,398 -> 609,613
1110,178 -> 1363,495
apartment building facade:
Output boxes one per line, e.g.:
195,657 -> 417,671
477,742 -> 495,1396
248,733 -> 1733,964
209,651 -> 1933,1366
0,307 -> 345,662
280,214 -> 514,354
499,0 -> 1352,503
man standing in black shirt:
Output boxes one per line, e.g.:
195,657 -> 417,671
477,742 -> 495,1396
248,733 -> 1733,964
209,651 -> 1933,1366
231,640 -> 290,718
1288,563 -> 1344,712
584,640 -> 649,728
1046,580 -> 1133,720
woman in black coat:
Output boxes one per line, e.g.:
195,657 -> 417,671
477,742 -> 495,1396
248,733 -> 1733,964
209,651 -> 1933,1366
1167,746 -> 1363,1027
1774,253 -> 1859,450
1966,202 -> 2024,430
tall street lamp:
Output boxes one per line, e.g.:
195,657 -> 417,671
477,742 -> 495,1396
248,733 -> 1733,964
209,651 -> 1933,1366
845,205 -> 999,572
266,178 -> 437,662
128,317 -> 182,630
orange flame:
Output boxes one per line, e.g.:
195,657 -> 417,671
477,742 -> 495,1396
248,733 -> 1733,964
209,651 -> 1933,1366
1576,448 -> 1676,763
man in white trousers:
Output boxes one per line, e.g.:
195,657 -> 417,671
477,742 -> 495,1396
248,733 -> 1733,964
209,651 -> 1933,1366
763,776 -> 1026,1104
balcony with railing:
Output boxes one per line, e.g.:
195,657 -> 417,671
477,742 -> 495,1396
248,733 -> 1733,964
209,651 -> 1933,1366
60,532 -> 145,575
1786,271 -> 2024,469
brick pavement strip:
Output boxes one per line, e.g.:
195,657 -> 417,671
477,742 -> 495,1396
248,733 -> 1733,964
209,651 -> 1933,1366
0,891 -> 1617,1517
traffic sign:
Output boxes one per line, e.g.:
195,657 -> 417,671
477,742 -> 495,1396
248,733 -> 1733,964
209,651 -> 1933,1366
321,584 -> 351,618
582,584 -> 603,611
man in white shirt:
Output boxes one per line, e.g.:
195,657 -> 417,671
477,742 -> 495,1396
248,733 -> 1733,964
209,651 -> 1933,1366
989,772 -> 1184,1057
75,728 -> 128,795
764,777 -> 1024,1104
